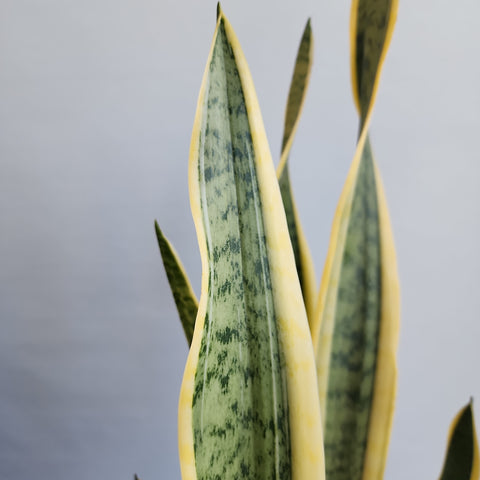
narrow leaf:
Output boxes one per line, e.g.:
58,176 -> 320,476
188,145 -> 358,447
350,0 -> 399,127
439,401 -> 480,480
155,221 -> 198,345
280,19 -> 313,156
313,1 -> 399,479
178,7 -> 324,480
277,19 -> 317,327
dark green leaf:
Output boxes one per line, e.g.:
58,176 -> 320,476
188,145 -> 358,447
440,401 -> 478,480
155,221 -> 198,345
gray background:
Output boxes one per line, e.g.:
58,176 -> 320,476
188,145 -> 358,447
1,0 -> 479,478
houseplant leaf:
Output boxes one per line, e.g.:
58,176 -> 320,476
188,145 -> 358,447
155,221 -> 198,345
439,401 -> 479,480
178,6 -> 324,480
312,0 -> 400,479
277,19 -> 317,327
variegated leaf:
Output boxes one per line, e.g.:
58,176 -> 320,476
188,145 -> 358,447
277,19 -> 317,327
312,1 -> 399,479
178,7 -> 324,480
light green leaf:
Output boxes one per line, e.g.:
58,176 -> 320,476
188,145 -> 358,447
439,401 -> 479,480
313,1 -> 399,479
179,7 -> 324,480
155,221 -> 198,346
277,19 -> 317,327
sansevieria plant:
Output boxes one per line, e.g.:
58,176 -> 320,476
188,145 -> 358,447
154,1 -> 480,479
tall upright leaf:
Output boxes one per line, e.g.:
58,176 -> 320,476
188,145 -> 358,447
178,7 -> 324,480
439,401 -> 480,480
277,19 -> 317,326
312,1 -> 400,479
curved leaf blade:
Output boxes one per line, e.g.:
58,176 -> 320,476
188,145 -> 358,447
155,221 -> 198,345
280,18 -> 313,156
179,8 -> 324,480
350,0 -> 399,126
440,401 -> 480,480
277,19 -> 317,327
313,1 -> 399,479
322,137 -> 381,479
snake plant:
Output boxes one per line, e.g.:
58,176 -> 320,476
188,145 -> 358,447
155,1 -> 479,479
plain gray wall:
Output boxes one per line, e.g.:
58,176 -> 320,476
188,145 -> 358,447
1,0 -> 479,478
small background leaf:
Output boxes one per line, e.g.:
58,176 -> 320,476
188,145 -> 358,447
440,401 -> 479,480
351,0 -> 398,126
277,19 -> 317,325
155,221 -> 198,345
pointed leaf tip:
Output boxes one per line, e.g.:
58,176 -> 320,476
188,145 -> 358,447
154,220 -> 198,345
277,14 -> 316,326
216,2 -> 221,20
439,401 -> 479,480
181,13 -> 324,478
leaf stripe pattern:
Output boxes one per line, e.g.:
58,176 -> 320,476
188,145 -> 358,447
155,221 -> 198,345
277,20 -> 317,327
179,8 -> 324,480
192,18 -> 290,479
322,137 -> 381,478
351,0 -> 397,128
280,19 -> 312,155
313,1 -> 399,479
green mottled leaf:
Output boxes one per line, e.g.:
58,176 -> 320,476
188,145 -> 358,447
280,19 -> 312,155
155,221 -> 198,345
314,1 -> 399,479
440,401 -> 479,480
277,19 -> 317,326
351,0 -> 398,126
179,8 -> 324,480
322,137 -> 381,480
190,18 -> 290,479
